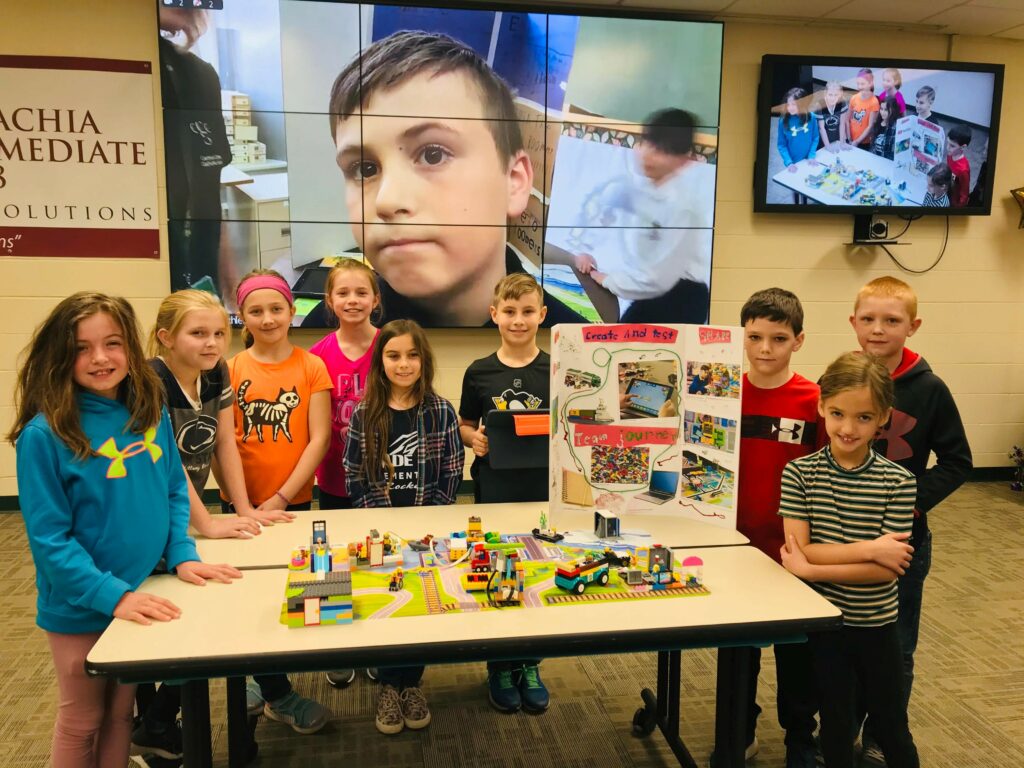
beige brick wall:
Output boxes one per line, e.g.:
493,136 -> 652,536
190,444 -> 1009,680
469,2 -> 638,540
2,1 -> 1022,497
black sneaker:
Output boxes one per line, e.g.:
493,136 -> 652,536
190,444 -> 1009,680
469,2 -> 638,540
130,719 -> 183,760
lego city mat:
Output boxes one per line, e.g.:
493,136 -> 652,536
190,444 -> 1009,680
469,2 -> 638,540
281,516 -> 709,628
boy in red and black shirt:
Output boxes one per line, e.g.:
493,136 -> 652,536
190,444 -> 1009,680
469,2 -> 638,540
711,288 -> 822,768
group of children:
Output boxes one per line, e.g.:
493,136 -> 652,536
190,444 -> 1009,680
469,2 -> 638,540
715,277 -> 971,768
12,263 -> 561,765
778,68 -> 980,208
12,254 -> 970,766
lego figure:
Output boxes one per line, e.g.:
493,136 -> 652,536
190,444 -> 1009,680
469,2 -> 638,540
389,567 -> 404,592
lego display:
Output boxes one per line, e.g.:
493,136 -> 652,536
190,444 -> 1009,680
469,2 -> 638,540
279,515 -> 709,626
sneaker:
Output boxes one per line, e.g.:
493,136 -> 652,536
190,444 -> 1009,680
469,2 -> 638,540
366,667 -> 380,681
130,719 -> 183,760
245,680 -> 264,717
487,668 -> 521,713
325,669 -> 356,688
517,664 -> 550,713
400,686 -> 431,730
264,691 -> 330,734
860,741 -> 887,767
375,684 -> 404,735
707,737 -> 759,767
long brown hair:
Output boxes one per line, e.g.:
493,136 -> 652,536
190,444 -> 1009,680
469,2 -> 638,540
359,320 -> 437,489
8,292 -> 164,459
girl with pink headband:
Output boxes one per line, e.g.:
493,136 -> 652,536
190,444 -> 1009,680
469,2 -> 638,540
225,269 -> 333,735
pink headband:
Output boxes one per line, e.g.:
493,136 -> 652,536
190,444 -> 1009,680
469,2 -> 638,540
236,275 -> 293,309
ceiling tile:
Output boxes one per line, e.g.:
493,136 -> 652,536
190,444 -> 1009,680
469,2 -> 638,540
993,23 -> 1024,39
821,0 -> 964,24
923,4 -> 1024,35
721,0 -> 850,17
616,0 -> 738,11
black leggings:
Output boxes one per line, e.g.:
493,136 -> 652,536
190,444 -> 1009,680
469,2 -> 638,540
811,624 -> 919,768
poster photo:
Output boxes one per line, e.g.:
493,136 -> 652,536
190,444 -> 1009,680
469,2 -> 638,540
156,1 -> 721,327
550,323 -> 742,528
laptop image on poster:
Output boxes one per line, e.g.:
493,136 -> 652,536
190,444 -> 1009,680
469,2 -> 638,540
621,378 -> 674,419
634,470 -> 680,505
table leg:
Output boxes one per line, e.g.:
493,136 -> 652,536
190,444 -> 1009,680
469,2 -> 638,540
634,650 -> 698,768
713,647 -> 752,768
226,676 -> 259,767
180,679 -> 213,768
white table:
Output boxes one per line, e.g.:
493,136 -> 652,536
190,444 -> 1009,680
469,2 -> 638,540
772,145 -> 927,207
195,502 -> 749,570
88,535 -> 838,768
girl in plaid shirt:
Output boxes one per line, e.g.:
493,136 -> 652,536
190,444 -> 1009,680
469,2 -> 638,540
344,318 -> 464,734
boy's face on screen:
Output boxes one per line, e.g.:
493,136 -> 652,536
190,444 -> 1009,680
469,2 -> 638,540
915,94 -> 933,117
946,136 -> 964,158
335,70 -> 532,310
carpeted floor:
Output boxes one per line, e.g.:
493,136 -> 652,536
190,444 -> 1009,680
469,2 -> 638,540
1,482 -> 1021,767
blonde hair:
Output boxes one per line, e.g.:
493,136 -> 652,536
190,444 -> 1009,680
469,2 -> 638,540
492,272 -> 543,306
324,259 -> 382,326
147,289 -> 230,357
8,293 -> 164,459
883,67 -> 903,89
854,276 -> 918,320
819,352 -> 894,414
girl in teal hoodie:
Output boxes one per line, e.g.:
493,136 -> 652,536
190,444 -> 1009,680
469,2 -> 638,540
8,292 -> 240,767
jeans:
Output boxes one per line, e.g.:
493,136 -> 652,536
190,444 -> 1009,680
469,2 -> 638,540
812,624 -> 919,768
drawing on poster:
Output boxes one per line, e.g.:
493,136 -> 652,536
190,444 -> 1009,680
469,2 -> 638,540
618,359 -> 679,419
679,449 -> 734,506
685,361 -> 740,398
591,446 -> 650,484
684,410 -> 738,453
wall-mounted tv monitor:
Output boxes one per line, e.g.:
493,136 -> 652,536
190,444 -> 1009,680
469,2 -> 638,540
754,55 -> 1003,220
156,1 -> 722,328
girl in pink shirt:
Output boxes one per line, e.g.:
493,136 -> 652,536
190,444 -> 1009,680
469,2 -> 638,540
310,259 -> 382,509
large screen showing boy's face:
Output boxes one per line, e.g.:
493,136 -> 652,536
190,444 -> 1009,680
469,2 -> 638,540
158,1 -> 722,328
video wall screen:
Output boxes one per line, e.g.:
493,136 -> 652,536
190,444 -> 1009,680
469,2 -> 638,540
158,1 -> 722,328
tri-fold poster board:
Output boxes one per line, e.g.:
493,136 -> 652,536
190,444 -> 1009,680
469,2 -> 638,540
550,323 -> 743,529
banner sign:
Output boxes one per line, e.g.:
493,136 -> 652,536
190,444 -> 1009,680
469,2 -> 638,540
0,56 -> 159,258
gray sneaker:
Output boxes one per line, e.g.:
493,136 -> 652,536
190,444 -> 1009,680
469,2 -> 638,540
325,669 -> 356,688
264,691 -> 330,734
245,680 -> 264,717
375,684 -> 404,735
400,686 -> 431,730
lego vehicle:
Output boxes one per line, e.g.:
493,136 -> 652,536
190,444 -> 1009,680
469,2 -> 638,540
487,550 -> 526,606
470,542 -> 491,572
564,368 -> 602,389
532,527 -> 564,543
555,554 -> 611,595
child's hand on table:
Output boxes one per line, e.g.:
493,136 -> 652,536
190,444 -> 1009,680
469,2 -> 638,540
114,591 -> 182,625
176,561 -> 243,586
